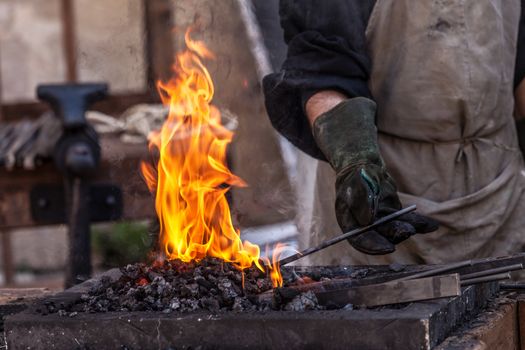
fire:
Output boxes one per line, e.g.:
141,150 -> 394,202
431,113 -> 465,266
265,243 -> 286,287
141,30 -> 282,287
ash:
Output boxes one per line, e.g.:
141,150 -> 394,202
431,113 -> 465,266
51,258 -> 326,315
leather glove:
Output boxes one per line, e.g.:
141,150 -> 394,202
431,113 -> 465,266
312,97 -> 439,255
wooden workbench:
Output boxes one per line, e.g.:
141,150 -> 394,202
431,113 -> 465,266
437,292 -> 525,350
0,135 -> 154,229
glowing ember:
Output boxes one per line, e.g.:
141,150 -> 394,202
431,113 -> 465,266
141,29 -> 282,287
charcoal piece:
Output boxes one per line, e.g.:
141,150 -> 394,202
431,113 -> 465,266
131,302 -> 147,312
92,276 -> 113,293
274,287 -> 301,306
228,271 -> 243,284
200,297 -> 220,312
147,271 -> 161,281
182,299 -> 199,311
217,278 -> 238,302
44,301 -> 56,313
169,298 -> 181,311
232,297 -> 255,312
180,283 -> 199,298
283,291 -> 320,312
232,297 -> 244,312
58,310 -> 67,317
207,274 -> 218,283
195,276 -> 214,290
122,264 -> 140,280
343,304 -> 354,310
256,278 -> 272,290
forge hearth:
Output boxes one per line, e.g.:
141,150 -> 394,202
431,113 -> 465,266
4,264 -> 498,350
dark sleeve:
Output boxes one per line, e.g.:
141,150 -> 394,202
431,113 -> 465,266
515,0 -> 525,89
263,0 -> 377,160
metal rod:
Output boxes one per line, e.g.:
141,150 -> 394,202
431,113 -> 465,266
390,253 -> 525,283
461,263 -> 523,280
64,177 -> 92,288
395,260 -> 474,282
461,273 -> 511,286
500,283 -> 525,290
276,205 -> 417,266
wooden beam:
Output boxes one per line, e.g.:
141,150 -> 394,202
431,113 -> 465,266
437,300 -> 519,350
517,299 -> 525,350
0,288 -> 53,304
60,0 -> 78,82
144,0 -> 174,86
1,230 -> 14,286
0,92 -> 159,122
0,51 -> 3,122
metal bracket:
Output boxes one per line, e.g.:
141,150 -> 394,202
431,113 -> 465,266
30,184 -> 123,225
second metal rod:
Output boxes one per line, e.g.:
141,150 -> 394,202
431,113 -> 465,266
277,205 -> 417,266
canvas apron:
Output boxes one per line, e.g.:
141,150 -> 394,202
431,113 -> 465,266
295,0 -> 525,265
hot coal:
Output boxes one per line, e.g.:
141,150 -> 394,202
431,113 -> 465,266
43,258 -> 337,315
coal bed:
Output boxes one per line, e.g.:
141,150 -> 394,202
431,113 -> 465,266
4,261 -> 500,350
44,258 -> 333,314
33,258 -> 443,314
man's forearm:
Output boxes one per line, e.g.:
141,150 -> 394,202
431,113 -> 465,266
305,90 -> 349,125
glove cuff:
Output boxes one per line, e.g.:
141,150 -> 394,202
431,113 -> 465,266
312,97 -> 383,172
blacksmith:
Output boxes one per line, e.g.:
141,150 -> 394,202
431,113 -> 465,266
263,0 -> 525,265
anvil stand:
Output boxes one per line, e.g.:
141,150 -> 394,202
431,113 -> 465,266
37,84 -> 108,288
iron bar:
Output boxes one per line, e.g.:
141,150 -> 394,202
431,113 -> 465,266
395,260 -> 474,282
64,177 -> 91,288
392,254 -> 525,283
500,283 -> 525,290
460,263 -> 523,280
461,273 -> 511,286
276,205 -> 417,266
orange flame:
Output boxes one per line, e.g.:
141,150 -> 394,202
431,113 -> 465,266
141,30 -> 282,287
262,243 -> 286,287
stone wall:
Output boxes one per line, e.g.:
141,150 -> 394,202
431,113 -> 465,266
0,0 -> 146,103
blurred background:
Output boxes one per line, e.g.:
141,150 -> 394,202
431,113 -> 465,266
0,0 -> 298,290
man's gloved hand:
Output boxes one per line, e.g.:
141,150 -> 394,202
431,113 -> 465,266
312,97 -> 439,255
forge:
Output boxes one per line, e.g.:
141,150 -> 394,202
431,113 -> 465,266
3,262 -> 501,350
